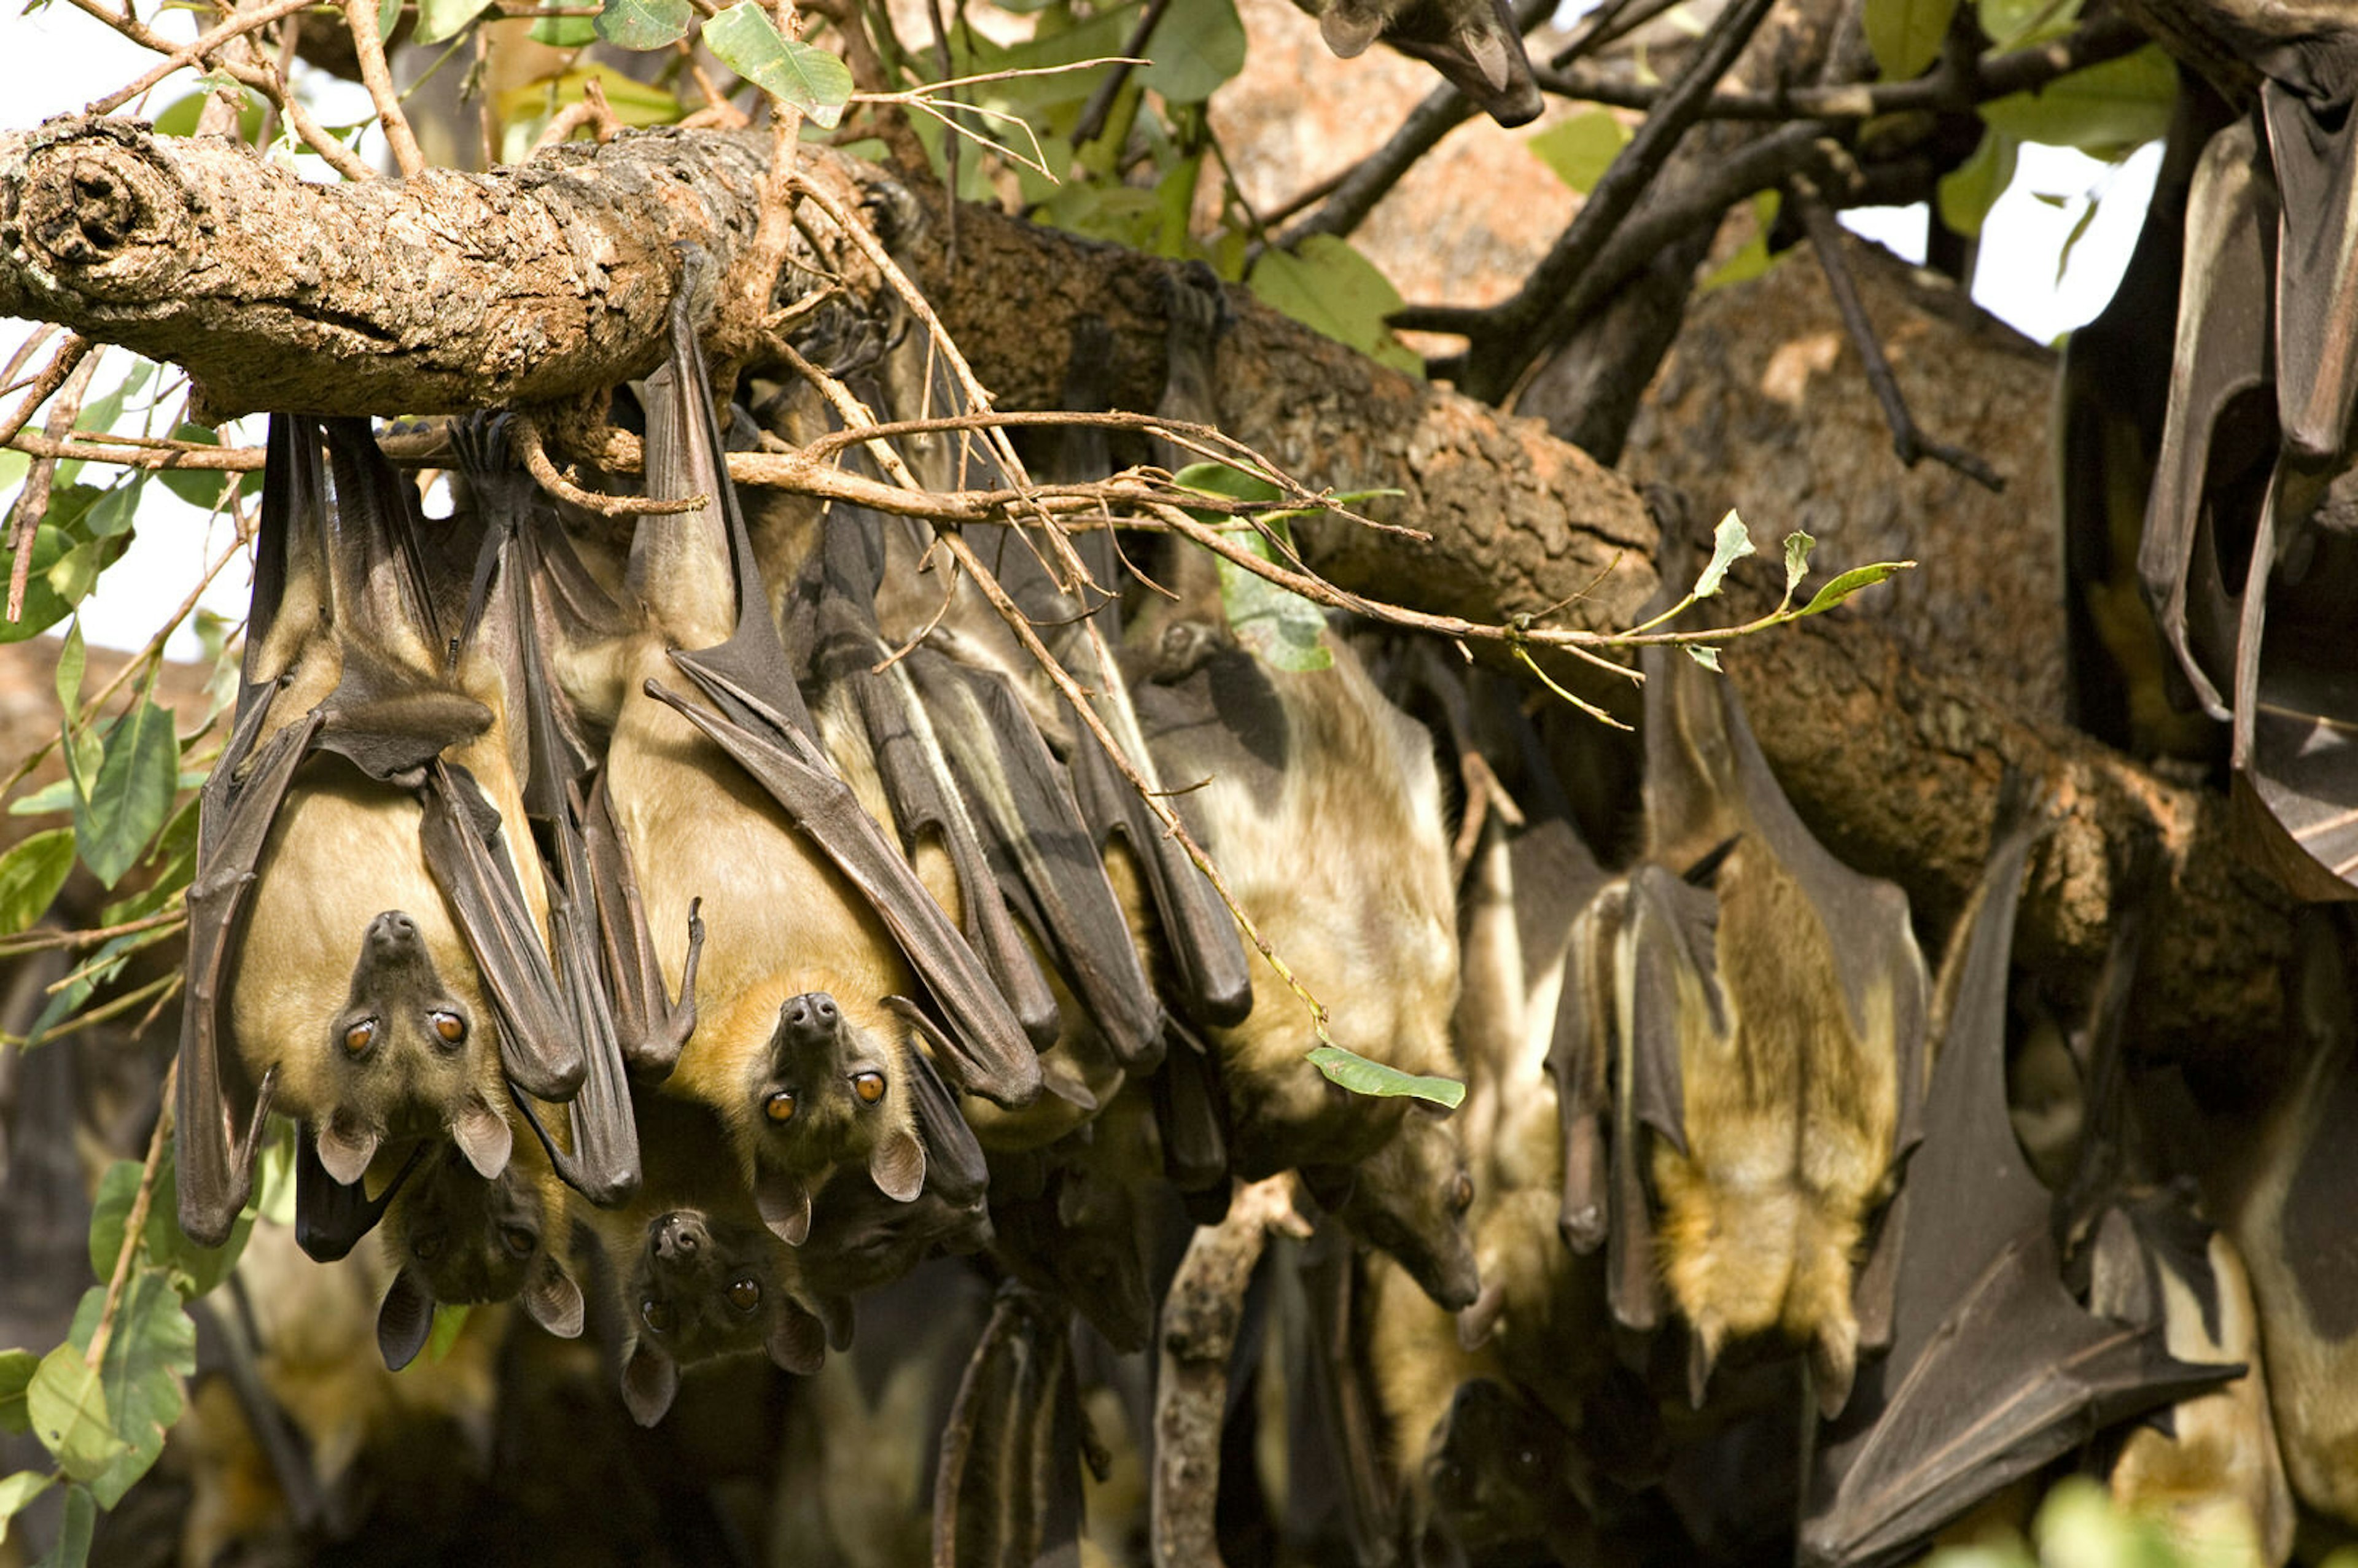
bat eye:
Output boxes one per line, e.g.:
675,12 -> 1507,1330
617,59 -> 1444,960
852,1071 -> 885,1104
725,1277 -> 761,1313
500,1225 -> 535,1259
765,1090 -> 798,1124
640,1299 -> 673,1335
430,1011 -> 466,1046
412,1232 -> 445,1262
1450,1174 -> 1474,1214
343,1019 -> 377,1056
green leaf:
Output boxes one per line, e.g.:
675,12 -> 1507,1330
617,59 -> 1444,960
413,0 -> 496,44
22,929 -> 141,1049
85,1161 -> 143,1286
1783,530 -> 1815,594
1249,236 -> 1421,377
1686,645 -> 1723,671
72,696 -> 178,890
426,1303 -> 471,1364
1,501 -> 132,645
66,1274 -> 195,1508
1175,464 -> 1335,672
532,11 -> 600,43
1977,0 -> 2077,49
1700,190 -> 1781,292
702,4 -> 854,128
55,621 -> 84,728
0,1470 -> 56,1534
33,1482 -> 92,1568
1528,108 -> 1630,195
152,87 -> 268,141
0,1351 -> 36,1435
378,0 -> 402,41
9,780 -> 75,817
1694,510 -> 1754,597
71,363 -> 154,448
147,1155 -> 254,1300
1799,560 -> 1913,617
1977,44 -> 2174,157
26,1348 -> 121,1483
1307,1044 -> 1465,1110
1136,0 -> 1245,104
1937,125 -> 2017,239
1863,0 -> 1955,80
255,1123 -> 298,1227
596,0 -> 691,48
0,830 -> 76,937
157,425 -> 231,510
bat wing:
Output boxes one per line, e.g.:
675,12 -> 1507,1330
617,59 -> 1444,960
1605,864 -> 1705,1334
1544,876 -> 1621,1253
2138,118 -> 2278,722
934,1284 -> 1081,1568
1150,1014 -> 1232,1205
636,303 -> 1040,1108
907,648 -> 1165,1069
2260,65 -> 2358,465
292,1135 -> 424,1263
1802,790 -> 2230,1568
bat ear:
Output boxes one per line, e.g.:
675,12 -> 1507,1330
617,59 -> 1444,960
814,1291 -> 858,1352
1456,1278 -> 1506,1352
870,1130 -> 926,1203
757,1168 -> 814,1245
621,1342 -> 679,1426
376,1267 -> 435,1372
1319,1 -> 1382,58
449,1096 -> 513,1179
521,1254 -> 586,1340
765,1299 -> 828,1376
1455,21 -> 1514,92
316,1120 -> 381,1187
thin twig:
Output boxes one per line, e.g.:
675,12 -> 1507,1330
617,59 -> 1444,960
7,351 -> 102,622
512,414 -> 704,516
529,76 -> 626,154
344,0 -> 428,177
1791,180 -> 2004,492
84,0 -> 316,115
5,431 -> 261,471
86,1059 -> 175,1372
0,327 -> 59,400
0,336 -> 93,451
0,909 -> 189,960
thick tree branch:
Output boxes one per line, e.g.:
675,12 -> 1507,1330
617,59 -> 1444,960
0,113 -> 2298,1055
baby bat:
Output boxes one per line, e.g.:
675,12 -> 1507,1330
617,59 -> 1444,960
373,1131 -> 586,1372
583,1090 -> 830,1427
1563,640 -> 1928,1417
1800,786 -> 2229,1568
1294,0 -> 1541,126
177,414 -> 590,1248
1132,631 -> 1461,1182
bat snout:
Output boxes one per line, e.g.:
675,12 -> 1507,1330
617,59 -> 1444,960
776,992 -> 841,1046
649,1211 -> 711,1263
364,910 -> 424,955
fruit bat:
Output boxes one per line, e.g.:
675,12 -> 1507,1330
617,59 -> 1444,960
547,296 -> 1036,1249
986,1136 -> 1155,1354
1132,632 -> 1461,1181
373,1133 -> 586,1372
2136,66 -> 2358,899
2208,908 -> 2358,1529
1560,641 -> 1928,1416
932,1280 -> 1086,1568
585,1090 -> 830,1427
176,414 -> 590,1249
1286,0 -> 1541,126
1799,788 -> 2232,1568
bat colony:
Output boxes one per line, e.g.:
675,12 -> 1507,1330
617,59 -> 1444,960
114,136 -> 2354,1556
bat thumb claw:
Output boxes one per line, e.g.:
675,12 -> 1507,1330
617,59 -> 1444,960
1687,1329 -> 1718,1410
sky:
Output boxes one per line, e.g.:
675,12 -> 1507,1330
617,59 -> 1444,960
0,11 -> 2160,660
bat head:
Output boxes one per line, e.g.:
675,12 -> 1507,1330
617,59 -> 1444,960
989,1160 -> 1153,1353
311,910 -> 511,1188
1420,1379 -> 1592,1564
375,1141 -> 583,1370
744,990 -> 928,1246
619,1206 -> 828,1425
1323,1107 -> 1482,1311
799,1171 -> 993,1350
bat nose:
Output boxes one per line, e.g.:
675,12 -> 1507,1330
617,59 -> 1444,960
777,992 -> 840,1042
650,1211 -> 707,1261
365,910 -> 422,953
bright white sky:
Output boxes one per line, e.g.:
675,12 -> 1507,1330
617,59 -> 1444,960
0,13 -> 2158,660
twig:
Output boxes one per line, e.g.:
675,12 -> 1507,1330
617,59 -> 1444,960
1072,0 -> 1173,148
28,970 -> 182,1050
738,0 -> 811,338
512,414 -> 703,516
1150,1175 -> 1311,1568
1791,181 -> 2004,492
86,1059 -> 175,1372
4,431 -> 261,472
0,336 -> 93,451
529,77 -> 626,154
0,325 -> 59,398
7,351 -> 102,622
0,909 -> 189,960
344,0 -> 429,177
84,0 -> 315,115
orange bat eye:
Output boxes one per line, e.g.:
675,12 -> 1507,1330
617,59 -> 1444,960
431,1011 -> 466,1045
343,1020 -> 376,1056
726,1278 -> 761,1313
852,1071 -> 885,1104
765,1091 -> 798,1124
501,1225 -> 535,1259
1451,1173 -> 1474,1214
641,1299 -> 673,1335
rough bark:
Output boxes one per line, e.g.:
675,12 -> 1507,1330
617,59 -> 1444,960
0,115 -> 2295,1059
